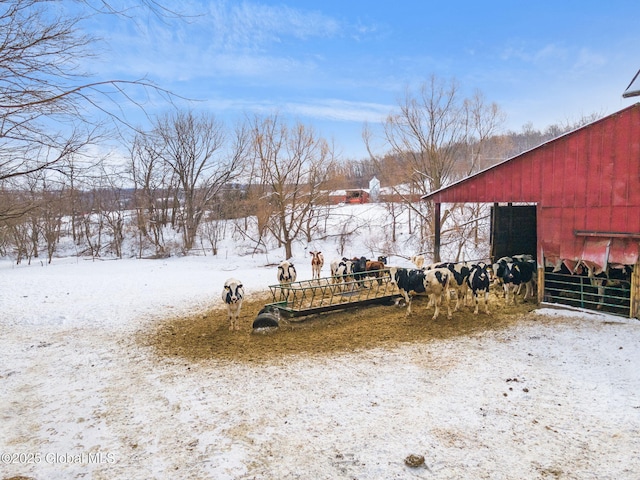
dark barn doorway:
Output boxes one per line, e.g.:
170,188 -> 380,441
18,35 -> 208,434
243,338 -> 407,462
490,204 -> 537,261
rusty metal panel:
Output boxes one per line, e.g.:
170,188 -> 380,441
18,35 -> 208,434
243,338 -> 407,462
609,239 -> 640,265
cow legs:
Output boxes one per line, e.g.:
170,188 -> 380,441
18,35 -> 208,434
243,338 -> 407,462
429,293 -> 440,320
473,290 -> 490,315
524,280 -> 535,300
430,290 -> 452,320
405,292 -> 413,315
443,289 -> 452,319
228,307 -> 241,331
453,285 -> 469,311
504,284 -> 518,305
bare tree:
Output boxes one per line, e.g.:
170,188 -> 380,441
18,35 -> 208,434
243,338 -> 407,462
249,115 -> 334,259
129,133 -> 176,256
149,110 -> 248,251
0,0 -> 178,223
364,75 -> 504,260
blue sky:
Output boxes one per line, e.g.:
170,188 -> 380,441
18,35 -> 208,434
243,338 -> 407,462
85,0 -> 640,159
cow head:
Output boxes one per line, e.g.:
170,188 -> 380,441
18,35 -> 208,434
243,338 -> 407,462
278,261 -> 296,282
388,266 -> 399,286
223,279 -> 244,304
504,263 -> 521,284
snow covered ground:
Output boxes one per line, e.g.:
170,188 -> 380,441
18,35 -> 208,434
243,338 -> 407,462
1,205 -> 640,479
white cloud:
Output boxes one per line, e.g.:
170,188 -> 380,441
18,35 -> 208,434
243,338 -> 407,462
572,48 -> 607,71
201,97 -> 391,124
500,42 -> 568,64
206,0 -> 342,51
284,99 -> 391,123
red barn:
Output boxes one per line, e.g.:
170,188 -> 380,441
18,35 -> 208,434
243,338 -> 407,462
423,103 -> 640,318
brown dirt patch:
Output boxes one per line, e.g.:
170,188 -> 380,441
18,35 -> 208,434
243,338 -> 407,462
140,292 -> 537,364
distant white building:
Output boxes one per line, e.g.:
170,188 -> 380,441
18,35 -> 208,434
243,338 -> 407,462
368,176 -> 380,202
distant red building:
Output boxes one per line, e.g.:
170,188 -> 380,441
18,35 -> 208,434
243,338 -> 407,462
327,189 -> 370,204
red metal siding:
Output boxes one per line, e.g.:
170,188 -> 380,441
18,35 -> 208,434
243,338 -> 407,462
425,103 -> 640,268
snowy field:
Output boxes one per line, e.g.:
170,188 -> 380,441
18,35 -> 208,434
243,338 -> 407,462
1,205 -> 640,479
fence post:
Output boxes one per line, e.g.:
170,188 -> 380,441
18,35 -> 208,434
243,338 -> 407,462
631,261 -> 640,319
537,266 -> 544,303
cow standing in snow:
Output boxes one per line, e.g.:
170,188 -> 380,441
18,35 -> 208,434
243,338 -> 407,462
222,278 -> 244,331
427,262 -> 471,311
277,260 -> 297,300
351,256 -> 369,287
493,255 -> 536,304
330,258 -> 353,290
310,251 -> 324,281
467,262 -> 491,314
389,266 -> 452,320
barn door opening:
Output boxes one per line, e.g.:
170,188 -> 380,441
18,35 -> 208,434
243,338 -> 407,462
490,204 -> 537,261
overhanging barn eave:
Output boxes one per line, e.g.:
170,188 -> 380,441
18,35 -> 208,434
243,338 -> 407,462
623,68 -> 640,98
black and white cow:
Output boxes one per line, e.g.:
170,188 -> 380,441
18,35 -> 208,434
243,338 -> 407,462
389,266 -> 452,320
330,257 -> 353,290
467,262 -> 491,314
222,278 -> 244,331
277,260 -> 297,300
429,262 -> 471,311
277,260 -> 297,283
493,259 -> 521,304
351,256 -> 369,287
493,255 -> 536,304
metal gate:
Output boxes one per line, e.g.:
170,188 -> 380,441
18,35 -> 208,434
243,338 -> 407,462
544,271 -> 631,317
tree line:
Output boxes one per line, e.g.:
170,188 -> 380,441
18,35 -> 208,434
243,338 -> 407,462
0,104 -> 594,264
0,1 -> 601,264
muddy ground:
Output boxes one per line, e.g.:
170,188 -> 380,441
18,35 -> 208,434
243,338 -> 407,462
143,292 -> 538,363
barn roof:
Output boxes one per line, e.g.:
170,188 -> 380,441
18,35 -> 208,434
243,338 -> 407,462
423,102 -> 640,205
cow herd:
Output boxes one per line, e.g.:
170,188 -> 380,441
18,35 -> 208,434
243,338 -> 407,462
328,255 -> 388,289
380,254 -> 537,321
221,251 -> 538,330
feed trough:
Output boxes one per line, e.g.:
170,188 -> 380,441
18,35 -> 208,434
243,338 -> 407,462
252,269 -> 401,328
